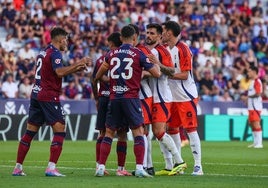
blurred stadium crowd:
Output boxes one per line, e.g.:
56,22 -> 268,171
0,0 -> 268,101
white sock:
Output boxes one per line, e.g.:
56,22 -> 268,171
15,163 -> 23,170
118,166 -> 124,170
187,131 -> 202,167
143,134 -> 148,168
136,164 -> 143,170
48,162 -> 56,170
147,135 -> 153,168
99,164 -> 105,170
170,133 -> 182,155
160,133 -> 184,164
255,131 -> 263,146
252,131 -> 257,145
159,141 -> 173,170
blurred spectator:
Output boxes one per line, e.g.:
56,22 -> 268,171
3,50 -> 17,75
213,71 -> 228,95
217,17 -> 228,41
64,79 -> 80,99
14,12 -> 29,42
28,14 -> 44,39
155,3 -> 167,23
1,2 -> 17,33
79,78 -> 93,99
0,0 -> 267,103
251,0 -> 263,17
17,42 -> 36,61
16,58 -> 35,81
1,33 -> 20,53
29,1 -> 43,20
217,90 -> 233,102
251,29 -> 267,53
18,76 -> 33,99
1,73 -> 18,98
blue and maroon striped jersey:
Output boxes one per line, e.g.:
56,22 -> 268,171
104,44 -> 154,99
92,54 -> 110,97
31,44 -> 64,102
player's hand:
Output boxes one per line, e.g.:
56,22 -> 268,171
147,54 -> 159,64
77,57 -> 92,71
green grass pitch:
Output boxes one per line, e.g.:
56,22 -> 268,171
0,141 -> 267,188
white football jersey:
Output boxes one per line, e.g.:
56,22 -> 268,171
139,78 -> 152,99
166,42 -> 198,102
248,78 -> 263,111
148,47 -> 173,103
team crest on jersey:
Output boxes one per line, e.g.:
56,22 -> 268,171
55,59 -> 61,64
146,58 -> 150,63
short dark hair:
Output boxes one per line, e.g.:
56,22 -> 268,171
121,25 -> 135,38
128,24 -> 140,36
50,27 -> 68,40
162,21 -> 181,37
249,65 -> 259,74
107,32 -> 122,47
146,23 -> 163,34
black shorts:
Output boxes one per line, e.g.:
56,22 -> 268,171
95,96 -> 109,131
28,98 -> 65,126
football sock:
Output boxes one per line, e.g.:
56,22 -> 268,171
134,136 -> 145,165
116,141 -> 127,167
49,132 -> 66,164
143,135 -> 148,168
146,134 -> 153,168
188,131 -> 201,166
255,130 -> 263,146
170,133 -> 182,155
159,141 -> 173,170
17,130 -> 37,164
15,163 -> 23,170
99,137 -> 112,165
96,136 -> 103,164
252,131 -> 257,145
47,162 -> 56,170
159,133 -> 184,164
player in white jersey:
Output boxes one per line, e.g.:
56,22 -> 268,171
145,23 -> 187,176
242,65 -> 263,148
161,20 -> 203,176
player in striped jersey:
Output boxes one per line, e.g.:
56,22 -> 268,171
92,32 -> 132,176
162,21 -> 203,175
94,25 -> 160,178
145,23 -> 187,176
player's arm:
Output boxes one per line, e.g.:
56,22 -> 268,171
147,53 -> 174,77
55,57 -> 92,78
170,70 -> 189,80
91,67 -> 99,101
94,61 -> 109,82
148,64 -> 161,78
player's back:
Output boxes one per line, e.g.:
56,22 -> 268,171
106,43 -> 152,99
31,44 -> 63,102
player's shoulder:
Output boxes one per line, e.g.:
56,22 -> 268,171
136,43 -> 151,55
176,41 -> 190,50
155,44 -> 171,56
